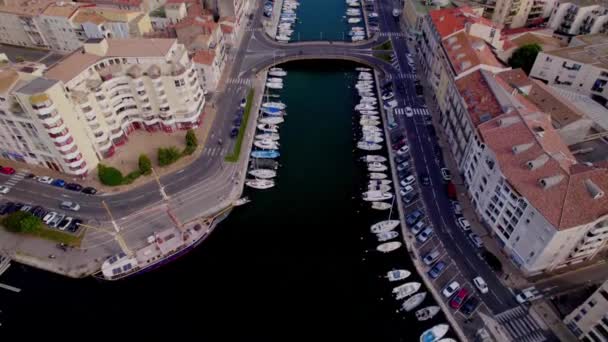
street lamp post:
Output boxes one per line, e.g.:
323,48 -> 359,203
151,167 -> 169,201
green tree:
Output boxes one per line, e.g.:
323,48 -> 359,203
138,154 -> 152,175
508,44 -> 542,75
158,147 -> 181,166
97,164 -> 124,186
1,211 -> 41,233
185,129 -> 198,148
20,215 -> 41,233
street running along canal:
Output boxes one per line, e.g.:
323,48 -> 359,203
0,61 -> 451,340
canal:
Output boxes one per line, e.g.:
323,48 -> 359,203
291,0 -> 355,41
0,60 -> 448,340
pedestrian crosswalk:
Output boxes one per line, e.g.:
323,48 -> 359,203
395,73 -> 417,80
227,78 -> 252,86
203,146 -> 228,157
394,107 -> 429,116
495,306 -> 547,342
377,32 -> 408,38
3,170 -> 28,187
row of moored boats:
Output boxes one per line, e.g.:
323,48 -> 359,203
345,0 -> 367,42
246,68 -> 288,190
276,0 -> 300,42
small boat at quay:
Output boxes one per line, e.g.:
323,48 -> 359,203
255,133 -> 280,141
420,324 -> 449,342
369,179 -> 391,186
360,110 -> 379,115
361,136 -> 383,144
271,67 -> 285,72
254,140 -> 280,150
359,92 -> 375,98
269,70 -> 287,77
362,125 -> 382,132
368,162 -> 387,172
267,77 -> 283,83
362,155 -> 387,162
262,107 -> 284,116
369,172 -> 387,180
248,169 -> 277,179
401,292 -> 427,312
356,67 -> 371,72
357,80 -> 374,85
377,230 -> 399,242
437,339 -> 457,342
251,150 -> 280,159
266,82 -> 283,89
357,141 -> 382,151
386,269 -> 411,282
362,190 -> 392,202
348,18 -> 361,24
394,282 -> 422,300
257,123 -> 278,133
259,116 -> 284,125
361,115 -> 380,121
262,102 -> 286,110
415,306 -> 441,322
377,241 -> 402,253
370,220 -> 400,233
362,130 -> 382,137
360,119 -> 380,126
246,179 -> 275,190
372,201 -> 392,210
368,184 -> 391,193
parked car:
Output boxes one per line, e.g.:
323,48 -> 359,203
442,281 -> 460,298
0,202 -> 14,215
60,201 -> 80,212
396,145 -> 410,155
65,183 -> 83,192
417,227 -> 434,243
388,122 -> 398,130
461,296 -> 480,316
51,179 -> 66,187
0,185 -> 10,194
420,173 -> 430,186
68,218 -> 83,232
2,202 -> 19,215
0,167 -> 16,175
37,176 -> 54,184
397,161 -> 410,172
423,249 -> 441,266
516,287 -> 543,304
440,168 -> 451,181
239,98 -> 246,108
58,217 -> 73,231
468,233 -> 483,248
400,175 -> 416,187
457,217 -> 471,231
395,154 -> 410,164
384,100 -> 398,110
381,92 -> 394,101
49,214 -> 65,228
19,204 -> 32,212
402,192 -> 418,205
428,261 -> 447,279
399,185 -> 415,197
43,211 -> 57,224
406,209 -> 425,227
473,276 -> 488,294
450,288 -> 470,310
411,220 -> 426,235
82,187 -> 98,195
30,206 -> 48,219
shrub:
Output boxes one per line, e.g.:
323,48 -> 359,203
2,211 -> 42,233
185,129 -> 198,148
158,146 -> 181,166
98,164 -> 124,186
508,44 -> 542,75
123,170 -> 142,184
183,144 -> 196,156
138,154 -> 152,175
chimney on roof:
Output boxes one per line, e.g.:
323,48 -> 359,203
584,179 -> 605,199
498,116 -> 520,127
512,142 -> 534,154
538,174 -> 565,189
83,38 -> 108,56
527,154 -> 549,170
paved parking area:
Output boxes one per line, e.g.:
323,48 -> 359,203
0,44 -> 65,66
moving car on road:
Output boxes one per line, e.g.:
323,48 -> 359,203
468,233 -> 483,248
440,168 -> 451,181
420,173 -> 430,186
0,185 -> 9,194
0,167 -> 16,175
60,201 -> 80,212
473,276 -> 488,294
516,287 -> 543,304
457,217 -> 471,231
82,187 -> 98,195
37,176 -> 54,184
65,183 -> 83,192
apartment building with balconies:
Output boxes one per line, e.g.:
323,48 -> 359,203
460,0 -> 554,28
529,34 -> 608,102
549,0 -> 608,36
0,38 -> 204,176
564,280 -> 608,341
0,0 -> 54,48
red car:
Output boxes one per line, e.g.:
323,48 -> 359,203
0,167 -> 16,175
450,288 -> 470,310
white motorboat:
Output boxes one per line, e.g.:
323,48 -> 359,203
358,92 -> 375,98
266,82 -> 284,89
267,77 -> 283,83
360,99 -> 378,105
356,67 -> 371,72
352,36 -> 366,42
269,70 -> 287,77
363,155 -> 387,163
369,172 -> 387,180
368,184 -> 391,193
259,116 -> 285,125
369,180 -> 391,186
360,95 -> 377,100
377,230 -> 399,242
357,141 -> 381,151
415,306 -> 441,322
386,269 -> 411,282
348,18 -> 361,24
257,123 -> 279,133
262,102 -> 286,110
370,220 -> 400,233
270,67 -> 284,72
248,169 -> 277,179
254,139 -> 279,150
255,133 -> 280,141
362,130 -> 382,137
362,125 -> 382,132
246,179 -> 275,190
401,292 -> 427,312
371,201 -> 392,210
357,80 -> 374,85
361,115 -> 380,121
355,102 -> 375,109
361,136 -> 383,144
377,241 -> 402,253
276,35 -> 291,42
419,324 -> 449,342
393,282 -> 421,300
368,162 -> 387,172
362,190 -> 392,202
355,84 -> 373,90
437,339 -> 457,342
360,110 -> 379,115
360,119 -> 380,126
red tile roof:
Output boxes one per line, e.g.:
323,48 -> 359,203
443,31 -> 504,74
192,50 -> 215,65
429,6 -> 498,39
455,70 -> 504,127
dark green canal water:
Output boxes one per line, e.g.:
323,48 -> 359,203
291,0 -> 354,41
0,61 -> 447,340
